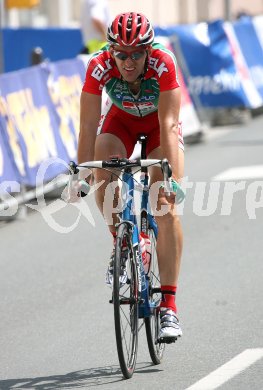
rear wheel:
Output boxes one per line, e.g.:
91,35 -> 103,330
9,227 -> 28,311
145,228 -> 165,364
113,222 -> 139,379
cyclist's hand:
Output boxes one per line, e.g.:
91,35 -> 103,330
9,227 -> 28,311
170,178 -> 185,204
161,178 -> 185,204
61,179 -> 91,203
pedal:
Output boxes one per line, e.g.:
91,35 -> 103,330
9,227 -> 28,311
157,336 -> 177,344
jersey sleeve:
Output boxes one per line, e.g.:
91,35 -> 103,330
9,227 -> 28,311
152,48 -> 180,92
82,56 -> 104,95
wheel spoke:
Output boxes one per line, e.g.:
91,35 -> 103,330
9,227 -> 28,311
145,228 -> 165,364
113,223 -> 138,378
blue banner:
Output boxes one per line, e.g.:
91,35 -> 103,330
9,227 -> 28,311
233,17 -> 263,99
2,28 -> 83,73
45,59 -> 86,162
0,64 -> 71,187
0,116 -> 20,188
155,20 -> 262,108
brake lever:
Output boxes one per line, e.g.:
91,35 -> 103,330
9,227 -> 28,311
161,158 -> 173,194
69,161 -> 79,175
68,161 -> 79,190
62,161 -> 80,202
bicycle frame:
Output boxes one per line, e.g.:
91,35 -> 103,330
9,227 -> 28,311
120,162 -> 158,319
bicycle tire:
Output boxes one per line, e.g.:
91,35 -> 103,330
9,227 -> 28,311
113,222 -> 139,379
145,228 -> 165,364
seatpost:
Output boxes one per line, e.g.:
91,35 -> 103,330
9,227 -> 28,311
138,134 -> 147,173
138,134 -> 148,235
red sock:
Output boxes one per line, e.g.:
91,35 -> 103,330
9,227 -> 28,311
160,285 -> 177,312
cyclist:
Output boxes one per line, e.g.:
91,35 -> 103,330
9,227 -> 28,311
78,12 -> 184,341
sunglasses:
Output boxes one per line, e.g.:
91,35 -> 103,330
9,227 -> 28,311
112,50 -> 146,61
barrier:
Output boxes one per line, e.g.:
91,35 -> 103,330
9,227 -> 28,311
155,17 -> 263,109
1,65 -> 68,188
253,15 -> 263,49
0,115 -> 19,183
155,36 -> 203,138
0,59 -> 86,207
1,28 -> 83,72
232,17 -> 263,100
46,59 -> 86,161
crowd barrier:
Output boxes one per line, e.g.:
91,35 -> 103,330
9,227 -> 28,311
1,15 -> 263,215
1,27 -> 83,73
155,16 -> 263,109
0,59 -> 86,207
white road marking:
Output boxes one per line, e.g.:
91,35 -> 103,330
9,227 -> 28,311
212,165 -> 263,181
185,348 -> 263,390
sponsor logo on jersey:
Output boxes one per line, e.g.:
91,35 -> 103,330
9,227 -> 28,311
140,95 -> 155,101
122,101 -> 155,111
91,59 -> 112,81
149,58 -> 168,77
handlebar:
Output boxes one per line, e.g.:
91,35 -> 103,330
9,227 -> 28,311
70,158 -> 168,171
66,157 -> 184,201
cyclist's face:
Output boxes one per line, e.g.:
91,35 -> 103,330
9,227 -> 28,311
111,46 -> 147,83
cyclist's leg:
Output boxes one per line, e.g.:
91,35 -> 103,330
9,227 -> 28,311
146,120 -> 184,291
94,106 -> 138,232
94,133 -> 127,233
148,145 -> 184,339
148,145 -> 184,300
95,134 -> 131,287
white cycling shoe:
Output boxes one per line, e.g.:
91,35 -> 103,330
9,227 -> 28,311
158,307 -> 182,342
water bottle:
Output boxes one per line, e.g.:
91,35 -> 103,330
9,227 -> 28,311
139,232 -> 151,274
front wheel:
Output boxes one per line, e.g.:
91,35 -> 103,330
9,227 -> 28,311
145,228 -> 165,364
113,222 -> 139,379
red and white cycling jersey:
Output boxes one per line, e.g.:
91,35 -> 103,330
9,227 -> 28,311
82,42 -> 180,118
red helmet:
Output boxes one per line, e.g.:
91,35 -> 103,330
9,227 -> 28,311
107,12 -> 154,47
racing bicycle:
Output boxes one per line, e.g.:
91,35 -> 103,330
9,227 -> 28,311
67,135 -> 184,379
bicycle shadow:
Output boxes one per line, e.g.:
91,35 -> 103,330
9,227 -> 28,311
0,366 -> 121,389
0,363 -> 163,389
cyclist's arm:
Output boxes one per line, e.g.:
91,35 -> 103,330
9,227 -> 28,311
158,87 -> 182,181
78,91 -> 102,165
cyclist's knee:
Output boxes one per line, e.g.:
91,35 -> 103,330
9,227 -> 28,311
94,133 -> 126,191
94,133 -> 127,160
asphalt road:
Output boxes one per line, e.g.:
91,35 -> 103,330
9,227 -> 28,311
0,116 -> 263,390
